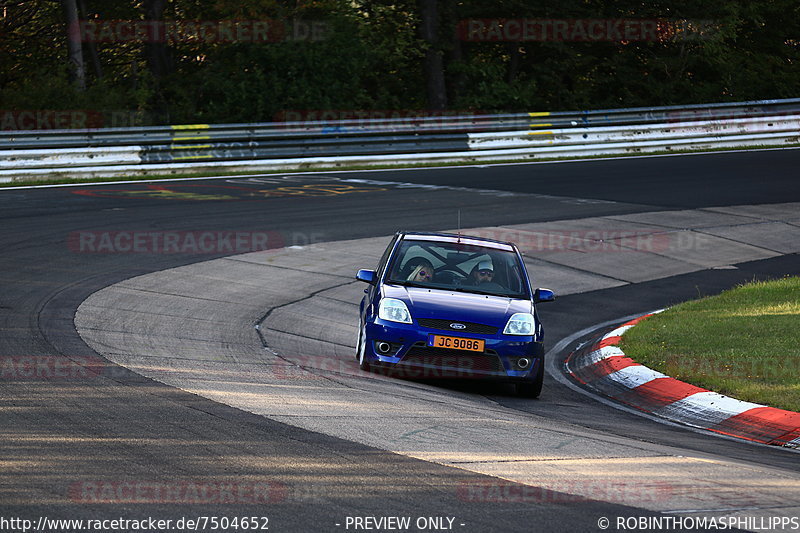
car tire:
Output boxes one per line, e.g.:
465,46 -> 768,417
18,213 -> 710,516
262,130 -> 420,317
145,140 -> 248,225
356,324 -> 371,372
516,358 -> 544,398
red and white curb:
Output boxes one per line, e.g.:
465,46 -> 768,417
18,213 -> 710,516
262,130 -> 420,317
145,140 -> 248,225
566,311 -> 800,448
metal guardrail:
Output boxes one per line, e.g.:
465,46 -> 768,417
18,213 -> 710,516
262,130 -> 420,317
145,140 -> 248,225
1,98 -> 799,181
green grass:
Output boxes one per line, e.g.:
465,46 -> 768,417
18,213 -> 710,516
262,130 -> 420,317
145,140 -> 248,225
2,143 -> 798,188
620,277 -> 800,412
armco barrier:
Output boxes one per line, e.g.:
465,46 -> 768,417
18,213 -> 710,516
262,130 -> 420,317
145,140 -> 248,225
1,98 -> 799,182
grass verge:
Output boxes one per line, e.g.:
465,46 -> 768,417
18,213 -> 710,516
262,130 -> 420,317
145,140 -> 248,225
620,276 -> 800,412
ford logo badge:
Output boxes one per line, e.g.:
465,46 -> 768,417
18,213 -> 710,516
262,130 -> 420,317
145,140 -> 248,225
450,323 -> 466,330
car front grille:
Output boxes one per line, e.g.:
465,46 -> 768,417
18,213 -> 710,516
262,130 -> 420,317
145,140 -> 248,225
401,346 -> 503,373
416,318 -> 498,335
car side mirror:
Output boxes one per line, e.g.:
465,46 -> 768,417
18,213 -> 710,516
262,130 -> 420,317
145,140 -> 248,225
356,269 -> 376,284
533,288 -> 555,303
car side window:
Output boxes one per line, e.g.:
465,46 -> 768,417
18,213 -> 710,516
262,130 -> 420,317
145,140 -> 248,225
375,235 -> 398,278
387,243 -> 414,280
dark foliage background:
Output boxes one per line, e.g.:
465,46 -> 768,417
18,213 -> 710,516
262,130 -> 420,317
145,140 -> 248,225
1,0 -> 797,126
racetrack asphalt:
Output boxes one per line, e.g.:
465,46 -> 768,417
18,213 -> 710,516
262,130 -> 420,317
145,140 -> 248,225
1,148 -> 798,532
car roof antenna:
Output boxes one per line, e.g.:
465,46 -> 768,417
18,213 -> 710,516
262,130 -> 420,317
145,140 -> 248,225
457,209 -> 462,242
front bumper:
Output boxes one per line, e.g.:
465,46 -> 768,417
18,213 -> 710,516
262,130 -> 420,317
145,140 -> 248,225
363,318 -> 544,381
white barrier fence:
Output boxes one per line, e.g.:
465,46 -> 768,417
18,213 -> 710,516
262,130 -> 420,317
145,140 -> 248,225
467,115 -> 800,149
1,104 -> 798,182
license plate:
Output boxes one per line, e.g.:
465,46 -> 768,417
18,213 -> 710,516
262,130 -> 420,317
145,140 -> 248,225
428,335 -> 485,352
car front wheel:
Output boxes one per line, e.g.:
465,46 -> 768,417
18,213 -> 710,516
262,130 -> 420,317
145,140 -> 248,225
356,323 -> 371,371
515,358 -> 544,398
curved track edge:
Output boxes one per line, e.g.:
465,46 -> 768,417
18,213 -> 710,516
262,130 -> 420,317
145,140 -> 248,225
566,313 -> 800,448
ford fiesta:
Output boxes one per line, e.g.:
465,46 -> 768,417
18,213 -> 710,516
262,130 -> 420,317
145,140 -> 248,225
355,232 -> 554,397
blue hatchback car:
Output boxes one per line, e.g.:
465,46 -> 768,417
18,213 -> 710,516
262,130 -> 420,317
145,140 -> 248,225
356,232 -> 554,397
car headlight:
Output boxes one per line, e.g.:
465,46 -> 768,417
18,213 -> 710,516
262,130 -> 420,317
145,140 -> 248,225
503,313 -> 534,335
378,298 -> 413,324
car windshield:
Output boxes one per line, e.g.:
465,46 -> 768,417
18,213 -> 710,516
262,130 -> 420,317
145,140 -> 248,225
385,239 -> 529,298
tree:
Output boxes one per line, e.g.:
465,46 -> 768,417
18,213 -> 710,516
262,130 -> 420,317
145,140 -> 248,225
2,0 -> 797,126
418,0 -> 446,110
76,0 -> 102,80
60,0 -> 86,90
142,0 -> 173,79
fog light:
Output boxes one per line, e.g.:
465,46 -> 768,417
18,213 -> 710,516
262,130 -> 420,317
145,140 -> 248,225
377,342 -> 392,354
516,358 -> 530,370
